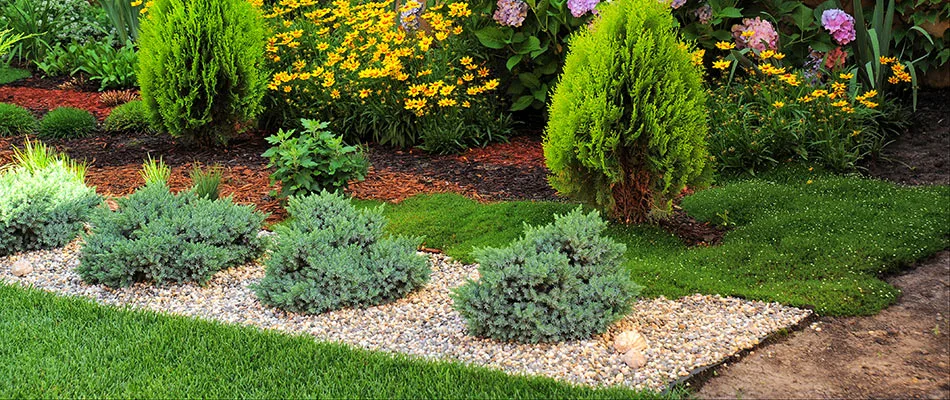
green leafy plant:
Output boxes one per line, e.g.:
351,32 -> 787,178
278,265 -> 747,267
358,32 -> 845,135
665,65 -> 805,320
253,191 -> 429,314
544,0 -> 712,223
103,100 -> 153,134
0,102 -> 37,136
139,155 -> 170,186
0,140 -> 99,256
77,40 -> 137,90
0,0 -> 114,63
34,42 -> 86,77
99,0 -> 145,43
452,207 -> 639,343
189,164 -> 223,200
262,119 -> 369,198
38,107 -> 97,138
894,0 -> 948,73
137,0 -> 267,146
77,180 -> 267,288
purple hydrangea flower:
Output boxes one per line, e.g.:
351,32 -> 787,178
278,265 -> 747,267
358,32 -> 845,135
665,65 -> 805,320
693,3 -> 711,24
731,17 -> 779,51
568,0 -> 599,17
493,0 -> 528,27
821,9 -> 856,45
671,0 -> 687,9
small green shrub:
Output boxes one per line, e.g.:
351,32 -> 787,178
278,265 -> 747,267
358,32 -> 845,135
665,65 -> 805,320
189,164 -> 223,200
137,0 -> 267,146
38,107 -> 97,138
543,0 -> 712,223
0,103 -> 37,136
452,208 -> 639,343
139,155 -> 170,186
262,119 -> 369,198
77,181 -> 267,288
0,141 -> 100,256
253,191 -> 429,314
103,100 -> 153,134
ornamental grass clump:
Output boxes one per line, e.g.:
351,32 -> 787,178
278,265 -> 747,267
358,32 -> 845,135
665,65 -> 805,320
253,191 -> 429,314
38,107 -> 97,138
137,0 -> 266,146
0,102 -> 37,136
452,207 -> 639,343
260,0 -> 510,153
543,0 -> 711,223
0,141 -> 100,256
77,160 -> 267,287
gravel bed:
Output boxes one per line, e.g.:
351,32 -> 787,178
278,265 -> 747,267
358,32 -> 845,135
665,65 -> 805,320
1,240 -> 811,392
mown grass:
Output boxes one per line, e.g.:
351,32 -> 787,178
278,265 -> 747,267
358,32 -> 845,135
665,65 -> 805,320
0,284 -> 672,399
372,171 -> 948,316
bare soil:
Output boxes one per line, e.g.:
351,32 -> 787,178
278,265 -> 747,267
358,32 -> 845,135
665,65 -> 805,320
697,90 -> 950,399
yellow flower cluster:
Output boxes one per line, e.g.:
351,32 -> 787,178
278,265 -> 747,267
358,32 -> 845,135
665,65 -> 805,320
262,0 -> 493,117
129,0 -> 154,14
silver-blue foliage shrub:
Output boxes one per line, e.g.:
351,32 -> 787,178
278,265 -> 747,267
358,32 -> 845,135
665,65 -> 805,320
77,182 -> 267,287
452,208 -> 640,343
253,191 -> 429,314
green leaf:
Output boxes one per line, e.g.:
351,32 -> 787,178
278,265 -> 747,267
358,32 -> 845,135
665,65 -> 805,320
717,7 -> 743,18
510,95 -> 535,111
518,72 -> 541,89
475,27 -> 511,49
506,54 -> 524,71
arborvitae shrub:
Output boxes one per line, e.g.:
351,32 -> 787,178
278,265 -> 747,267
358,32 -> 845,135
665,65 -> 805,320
38,107 -> 97,138
137,0 -> 266,146
77,182 -> 267,287
543,0 -> 712,223
452,208 -> 640,343
0,141 -> 100,256
253,191 -> 429,314
103,100 -> 153,134
0,103 -> 38,136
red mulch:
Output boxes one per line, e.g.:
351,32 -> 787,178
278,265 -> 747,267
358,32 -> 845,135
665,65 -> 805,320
0,86 -> 113,121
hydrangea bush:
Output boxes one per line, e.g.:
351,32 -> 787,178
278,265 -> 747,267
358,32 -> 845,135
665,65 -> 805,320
253,191 -> 429,314
452,208 -> 640,343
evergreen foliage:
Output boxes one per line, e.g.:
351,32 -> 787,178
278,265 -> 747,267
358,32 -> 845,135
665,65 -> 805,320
254,191 -> 429,314
543,0 -> 712,223
452,208 -> 640,343
137,0 -> 266,145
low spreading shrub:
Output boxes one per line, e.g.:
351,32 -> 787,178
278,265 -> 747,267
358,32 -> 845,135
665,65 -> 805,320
38,107 -> 97,138
253,191 -> 429,314
0,103 -> 37,136
0,141 -> 100,256
103,100 -> 153,134
77,165 -> 267,287
260,0 -> 511,153
137,0 -> 266,146
262,119 -> 369,198
452,208 -> 639,343
543,0 -> 711,223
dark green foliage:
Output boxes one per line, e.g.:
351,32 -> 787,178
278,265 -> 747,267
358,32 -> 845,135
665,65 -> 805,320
0,284 -> 670,399
38,107 -> 97,138
262,119 -> 368,197
0,102 -> 37,136
77,40 -> 137,91
0,65 -> 29,84
189,164 -> 223,200
137,0 -> 266,146
77,183 -> 267,287
0,141 -> 99,256
544,0 -> 711,223
452,208 -> 639,343
254,191 -> 429,314
103,100 -> 153,134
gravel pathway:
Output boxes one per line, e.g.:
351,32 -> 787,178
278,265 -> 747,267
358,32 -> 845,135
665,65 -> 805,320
1,240 -> 811,392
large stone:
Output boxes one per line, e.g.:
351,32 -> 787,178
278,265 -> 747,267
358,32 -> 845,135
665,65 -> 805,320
621,349 -> 647,369
613,330 -> 649,353
11,260 -> 33,277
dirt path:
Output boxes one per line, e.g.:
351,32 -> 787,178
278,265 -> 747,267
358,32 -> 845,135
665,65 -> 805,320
697,90 -> 950,399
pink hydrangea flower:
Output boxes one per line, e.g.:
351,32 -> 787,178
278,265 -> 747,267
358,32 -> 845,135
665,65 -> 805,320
821,9 -> 856,45
568,0 -> 599,17
730,17 -> 779,52
493,0 -> 528,27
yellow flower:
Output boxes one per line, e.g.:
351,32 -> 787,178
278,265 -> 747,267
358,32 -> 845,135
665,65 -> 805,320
715,41 -> 735,50
462,101 -> 471,108
879,56 -> 897,65
861,100 -> 878,108
741,30 -> 755,38
359,89 -> 371,98
773,52 -> 785,60
317,42 -> 330,51
851,130 -> 861,137
691,49 -> 705,66
462,73 -> 474,82
712,59 -> 731,70
477,67 -> 489,77
482,79 -> 499,90
330,89 -> 340,99
437,98 -> 457,107
459,56 -> 473,66
131,0 -> 142,6
839,72 -> 853,80
806,180 -> 813,185
759,49 -> 775,59
283,86 -> 292,93
773,101 -> 784,108
439,85 -> 456,96
831,100 -> 848,107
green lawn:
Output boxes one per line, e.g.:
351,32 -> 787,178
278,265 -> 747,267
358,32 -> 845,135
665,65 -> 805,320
0,284 -> 670,399
372,171 -> 949,316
